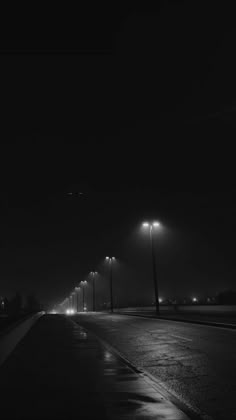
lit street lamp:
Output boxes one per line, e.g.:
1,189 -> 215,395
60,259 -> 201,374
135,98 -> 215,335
106,257 -> 115,313
75,287 -> 81,312
80,281 -> 87,311
90,272 -> 98,312
1,299 -> 5,311
72,291 -> 76,312
142,221 -> 161,316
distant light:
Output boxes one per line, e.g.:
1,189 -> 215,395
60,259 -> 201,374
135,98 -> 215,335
67,192 -> 83,196
192,297 -> 198,303
112,257 -> 115,260
66,309 -> 75,315
104,350 -> 114,362
159,298 -> 163,303
106,256 -> 109,260
142,222 -> 150,228
153,221 -> 160,227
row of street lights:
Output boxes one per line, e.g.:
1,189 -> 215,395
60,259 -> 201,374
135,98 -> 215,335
59,259 -> 115,314
57,221 -> 161,315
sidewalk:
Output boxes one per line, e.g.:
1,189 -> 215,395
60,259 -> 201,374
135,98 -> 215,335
0,314 -> 190,420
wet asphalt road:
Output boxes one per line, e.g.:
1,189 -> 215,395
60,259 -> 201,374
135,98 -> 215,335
0,315 -> 190,420
73,313 -> 236,420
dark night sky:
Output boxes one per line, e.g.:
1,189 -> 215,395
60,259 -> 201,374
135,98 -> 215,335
0,4 -> 236,308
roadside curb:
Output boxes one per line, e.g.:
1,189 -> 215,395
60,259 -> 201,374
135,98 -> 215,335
0,312 -> 45,367
0,313 -> 40,338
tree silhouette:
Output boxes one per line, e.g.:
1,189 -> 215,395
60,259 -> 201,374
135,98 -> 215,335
25,294 -> 41,313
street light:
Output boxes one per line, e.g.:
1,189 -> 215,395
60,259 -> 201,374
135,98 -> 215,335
90,272 -> 98,312
142,221 -> 161,316
105,257 -> 115,313
72,291 -> 76,312
80,281 -> 87,311
75,287 -> 81,312
66,297 -> 70,313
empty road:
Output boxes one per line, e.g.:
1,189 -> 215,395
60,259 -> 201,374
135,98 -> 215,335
74,313 -> 236,420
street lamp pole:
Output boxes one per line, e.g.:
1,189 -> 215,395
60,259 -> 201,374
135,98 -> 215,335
75,287 -> 80,313
106,257 -> 115,313
150,225 -> 160,316
80,281 -> 87,311
90,272 -> 97,312
72,292 -> 76,312
93,274 -> 95,312
110,261 -> 113,313
143,221 -> 160,316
